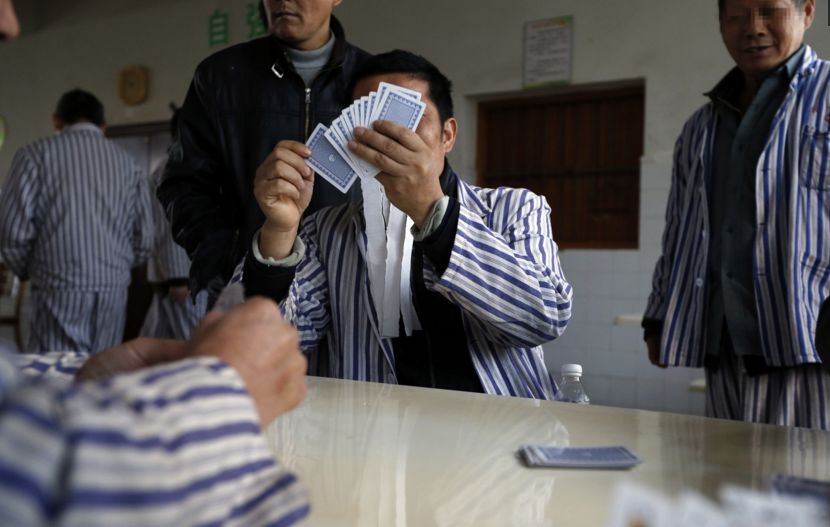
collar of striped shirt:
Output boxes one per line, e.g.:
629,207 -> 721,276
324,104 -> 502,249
63,122 -> 103,135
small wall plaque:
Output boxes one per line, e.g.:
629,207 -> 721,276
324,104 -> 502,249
118,66 -> 148,106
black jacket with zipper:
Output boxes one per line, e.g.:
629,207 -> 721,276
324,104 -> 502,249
158,17 -> 370,295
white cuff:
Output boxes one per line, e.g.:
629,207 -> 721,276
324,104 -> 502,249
252,229 -> 306,267
411,196 -> 450,242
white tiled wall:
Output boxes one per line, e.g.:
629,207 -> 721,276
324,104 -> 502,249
542,151 -> 707,416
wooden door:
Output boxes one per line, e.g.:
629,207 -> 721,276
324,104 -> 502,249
477,84 -> 644,249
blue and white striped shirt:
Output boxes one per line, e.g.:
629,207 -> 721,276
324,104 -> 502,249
243,177 -> 572,399
0,346 -> 310,526
0,123 -> 153,290
645,46 -> 830,368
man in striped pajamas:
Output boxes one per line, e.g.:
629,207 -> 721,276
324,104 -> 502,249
644,0 -> 830,428
0,89 -> 154,353
239,51 -> 572,398
0,297 -> 311,526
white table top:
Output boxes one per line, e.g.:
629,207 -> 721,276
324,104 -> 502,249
265,377 -> 830,527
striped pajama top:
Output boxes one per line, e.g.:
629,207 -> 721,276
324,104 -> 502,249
645,46 -> 830,368
0,347 -> 309,526
0,123 -> 153,290
267,175 -> 572,399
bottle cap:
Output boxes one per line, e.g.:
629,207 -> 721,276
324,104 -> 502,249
562,364 -> 582,376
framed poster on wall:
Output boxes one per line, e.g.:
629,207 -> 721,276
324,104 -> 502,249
523,16 -> 574,88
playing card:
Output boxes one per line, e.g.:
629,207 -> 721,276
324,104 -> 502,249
323,126 -> 362,179
341,106 -> 357,141
370,82 -> 421,122
518,445 -> 644,469
332,117 -> 375,178
368,92 -> 378,123
375,89 -> 427,132
360,96 -> 370,127
306,123 -> 358,193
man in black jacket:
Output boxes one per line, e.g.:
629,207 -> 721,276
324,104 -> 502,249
158,0 -> 370,306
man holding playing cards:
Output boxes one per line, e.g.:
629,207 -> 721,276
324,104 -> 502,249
644,0 -> 830,428
239,50 -> 572,398
158,0 -> 370,309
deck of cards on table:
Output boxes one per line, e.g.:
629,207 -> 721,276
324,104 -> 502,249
305,82 -> 426,193
518,445 -> 644,469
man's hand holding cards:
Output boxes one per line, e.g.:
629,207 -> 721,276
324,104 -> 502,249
305,82 -> 426,193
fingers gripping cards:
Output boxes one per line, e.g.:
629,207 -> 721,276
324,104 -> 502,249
304,82 -> 426,192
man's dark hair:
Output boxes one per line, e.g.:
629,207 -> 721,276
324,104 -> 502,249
347,50 -> 454,125
718,0 -> 805,15
55,89 -> 104,126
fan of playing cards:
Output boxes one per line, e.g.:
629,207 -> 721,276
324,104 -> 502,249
305,82 -> 427,193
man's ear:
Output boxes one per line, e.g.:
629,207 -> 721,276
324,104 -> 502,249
52,114 -> 64,132
99,122 -> 107,133
803,0 -> 815,30
442,117 -> 458,154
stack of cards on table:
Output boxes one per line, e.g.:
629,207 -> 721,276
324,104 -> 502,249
305,82 -> 426,193
518,445 -> 644,469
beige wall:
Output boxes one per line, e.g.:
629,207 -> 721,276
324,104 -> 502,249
4,0 -> 828,178
0,0 -> 827,412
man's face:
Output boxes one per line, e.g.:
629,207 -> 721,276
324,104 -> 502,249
720,0 -> 815,78
0,0 -> 20,42
262,0 -> 341,51
351,73 -> 456,172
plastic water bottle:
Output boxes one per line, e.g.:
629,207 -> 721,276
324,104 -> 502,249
553,364 -> 590,404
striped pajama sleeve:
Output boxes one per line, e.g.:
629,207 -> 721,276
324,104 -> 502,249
426,191 -> 572,348
0,148 -> 40,281
0,350 -> 309,527
644,131 -> 691,326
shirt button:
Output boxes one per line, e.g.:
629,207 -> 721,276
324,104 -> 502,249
738,144 -> 745,151
702,230 -> 707,238
696,278 -> 704,287
386,373 -> 395,384
727,272 -> 734,279
727,227 -> 734,234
